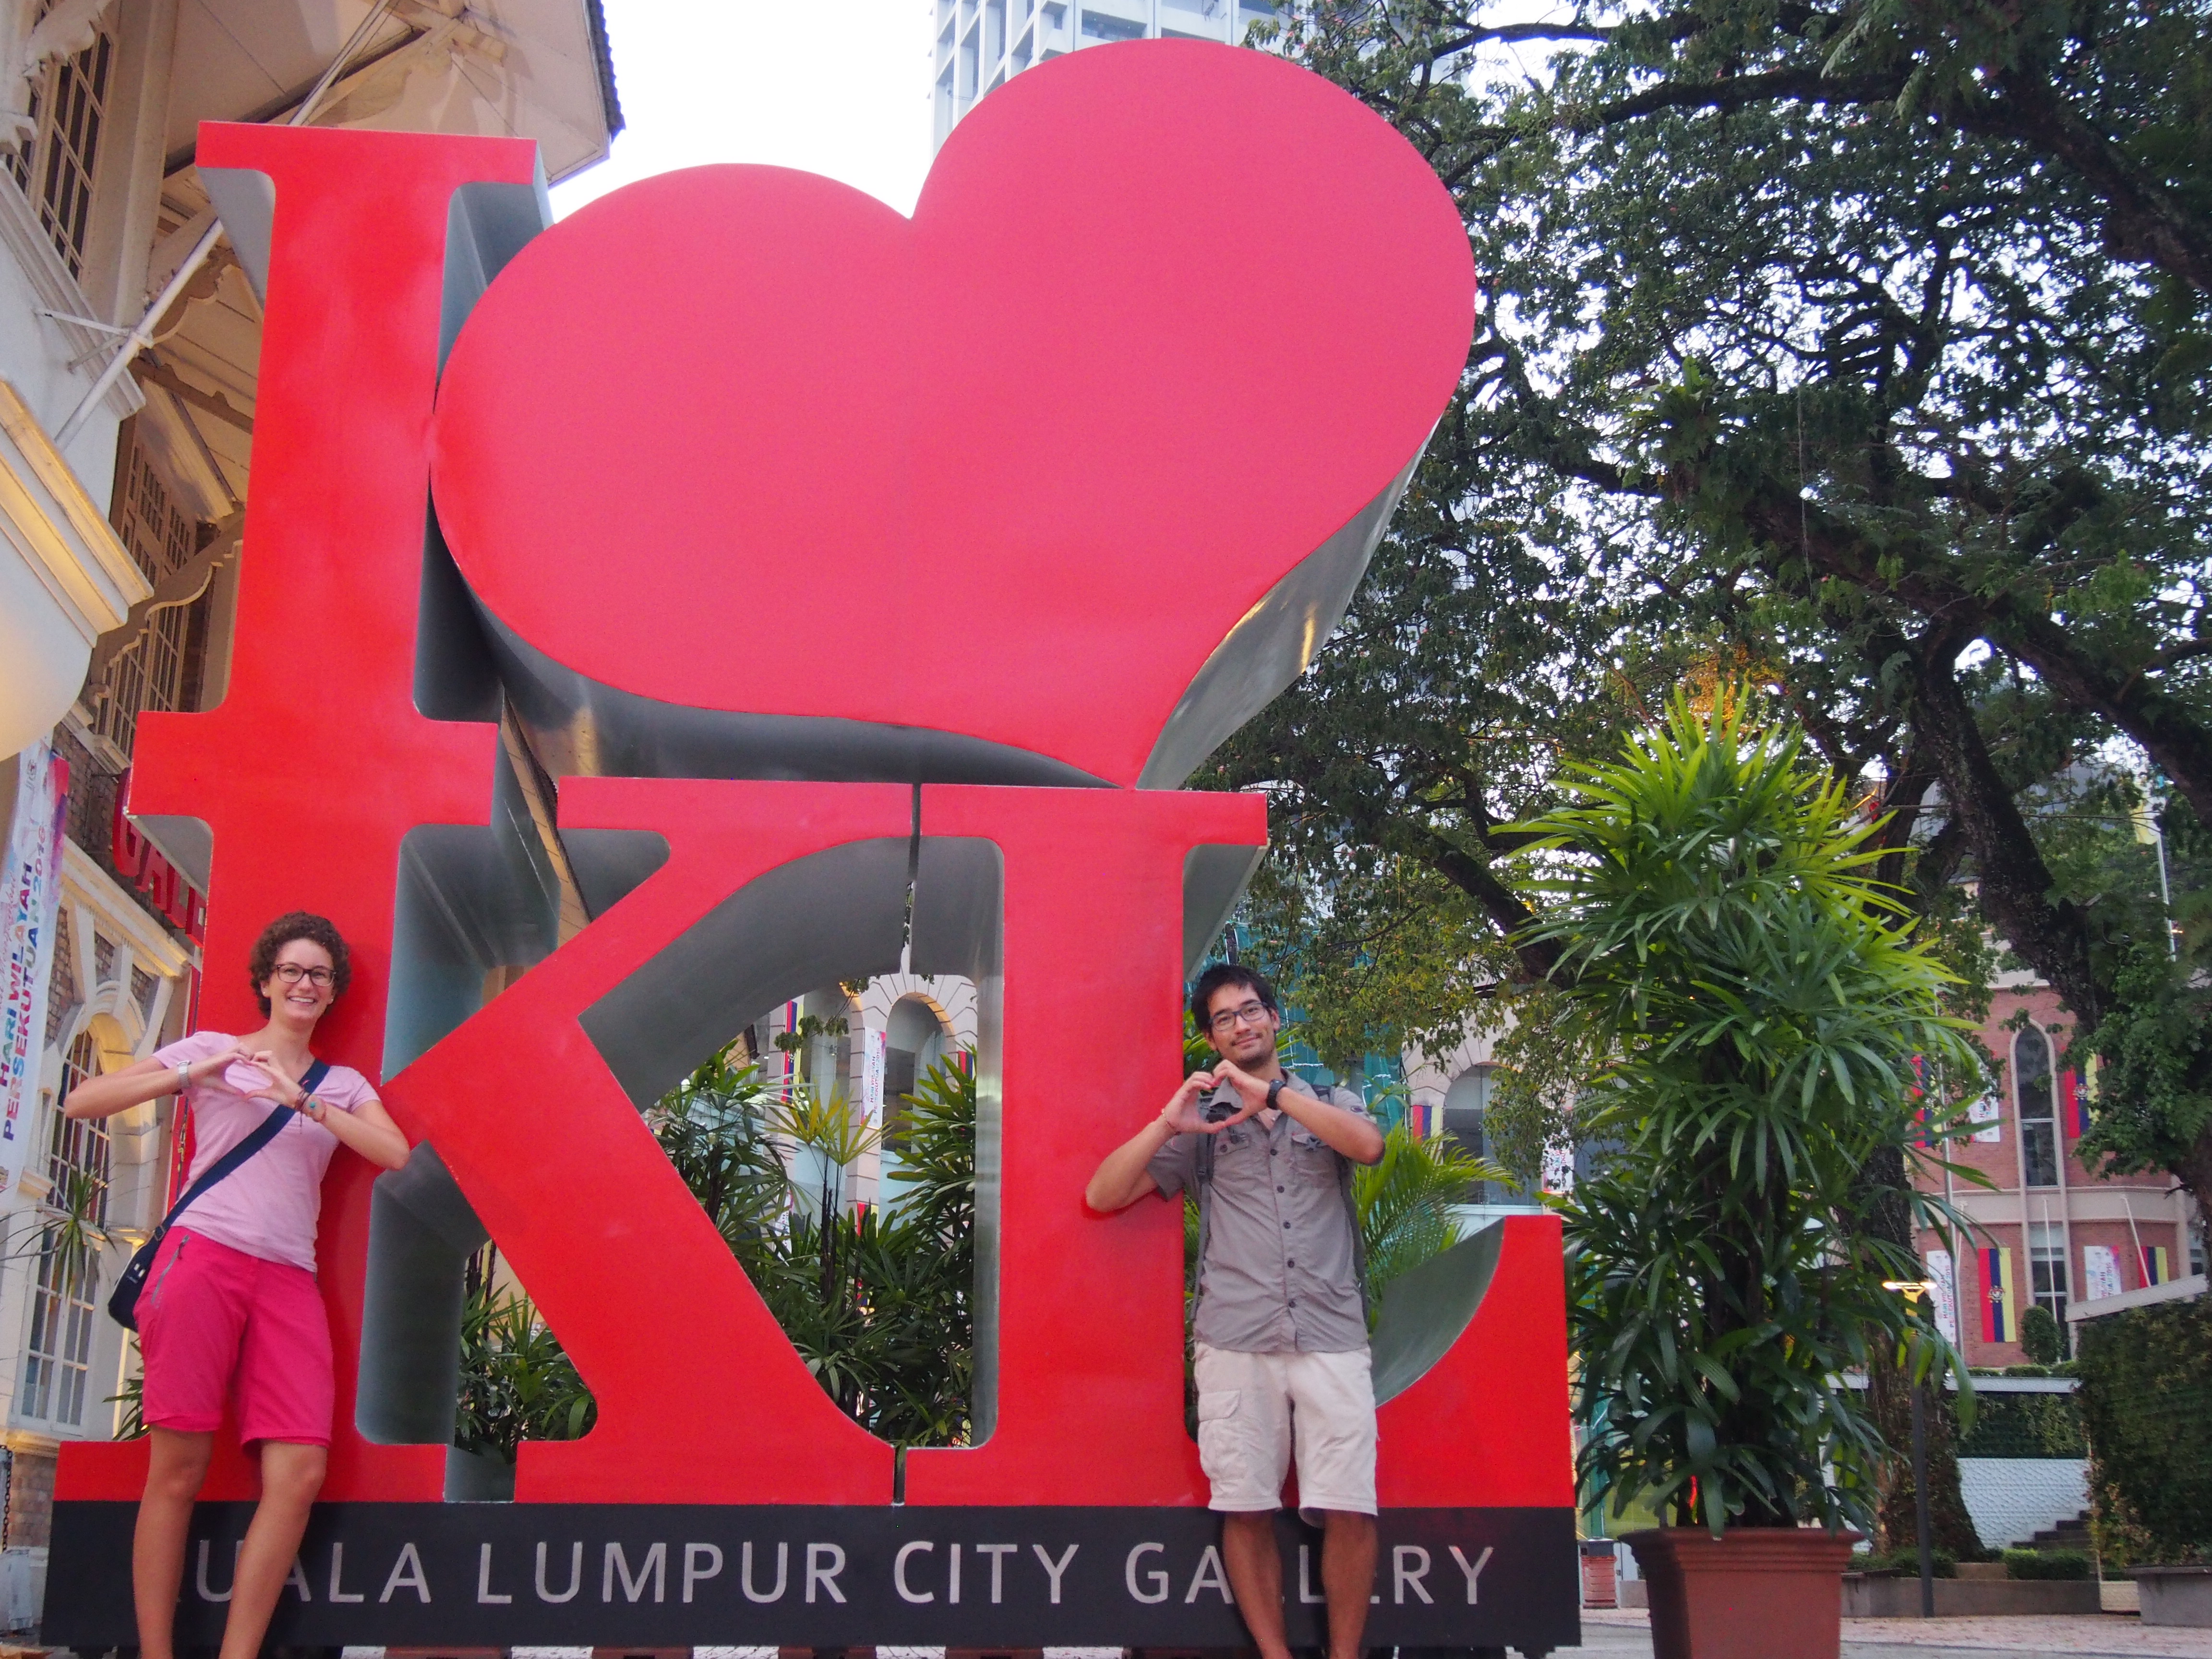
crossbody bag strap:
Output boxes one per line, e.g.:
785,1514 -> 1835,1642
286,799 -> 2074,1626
1191,1121 -> 1217,1325
160,1057 -> 331,1230
1331,1089 -> 1372,1326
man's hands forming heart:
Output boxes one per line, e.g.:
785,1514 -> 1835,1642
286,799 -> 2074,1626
1157,1062 -> 1270,1136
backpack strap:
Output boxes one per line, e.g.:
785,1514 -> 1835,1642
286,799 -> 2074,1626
1328,1088 -> 1372,1327
1191,1118 -> 1218,1326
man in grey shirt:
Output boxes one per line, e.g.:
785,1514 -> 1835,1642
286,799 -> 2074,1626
1087,964 -> 1385,1659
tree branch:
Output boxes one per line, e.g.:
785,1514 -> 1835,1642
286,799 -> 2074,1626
1395,820 -> 1563,984
1739,484 -> 2212,836
1910,640 -> 2103,1030
1575,66 -> 1906,132
1967,72 -> 2212,299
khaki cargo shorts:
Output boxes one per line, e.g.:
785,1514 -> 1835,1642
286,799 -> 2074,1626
1192,1341 -> 1377,1519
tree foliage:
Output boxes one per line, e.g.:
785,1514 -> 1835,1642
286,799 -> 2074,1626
453,1266 -> 597,1463
1220,0 -> 2212,1245
654,1049 -> 976,1446
2075,1298 -> 2212,1565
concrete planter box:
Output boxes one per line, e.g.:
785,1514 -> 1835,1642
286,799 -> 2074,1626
1840,1574 -> 2099,1617
2136,1565 -> 2212,1627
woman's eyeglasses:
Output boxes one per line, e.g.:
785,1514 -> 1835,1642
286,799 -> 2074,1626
272,964 -> 335,987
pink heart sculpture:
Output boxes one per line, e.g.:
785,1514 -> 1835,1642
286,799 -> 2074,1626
430,39 -> 1474,789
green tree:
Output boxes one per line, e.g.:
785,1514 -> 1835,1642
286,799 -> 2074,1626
1533,698 -> 1981,1532
1223,0 -> 2212,1242
1213,0 -> 2210,1552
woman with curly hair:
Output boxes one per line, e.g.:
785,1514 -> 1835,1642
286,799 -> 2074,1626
64,910 -> 409,1659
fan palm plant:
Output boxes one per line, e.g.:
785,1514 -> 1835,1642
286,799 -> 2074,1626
1354,1121 -> 1506,1308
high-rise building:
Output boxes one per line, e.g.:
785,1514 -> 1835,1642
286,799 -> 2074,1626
935,0 -> 1281,148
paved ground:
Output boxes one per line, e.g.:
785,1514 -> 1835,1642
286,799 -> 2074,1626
479,1632 -> 2212,1659
1551,1608 -> 2212,1658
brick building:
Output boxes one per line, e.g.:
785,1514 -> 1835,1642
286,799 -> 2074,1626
1917,974 -> 2204,1365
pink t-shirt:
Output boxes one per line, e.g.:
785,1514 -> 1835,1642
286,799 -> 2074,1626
152,1030 -> 380,1272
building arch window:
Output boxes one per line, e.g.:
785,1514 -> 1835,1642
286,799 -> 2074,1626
2014,1023 -> 2060,1189
22,1022 -> 114,1428
48,1022 -> 112,1225
883,995 -> 952,1152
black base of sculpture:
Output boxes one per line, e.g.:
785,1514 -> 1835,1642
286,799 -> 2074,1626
48,1503 -> 1578,1649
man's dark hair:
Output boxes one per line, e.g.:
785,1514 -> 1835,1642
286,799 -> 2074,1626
248,911 -> 352,1015
1190,963 -> 1278,1033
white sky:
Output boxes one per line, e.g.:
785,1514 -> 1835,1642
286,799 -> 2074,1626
549,0 -> 938,221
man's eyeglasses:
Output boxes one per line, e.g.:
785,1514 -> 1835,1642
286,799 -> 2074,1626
1207,1000 -> 1273,1034
272,964 -> 335,988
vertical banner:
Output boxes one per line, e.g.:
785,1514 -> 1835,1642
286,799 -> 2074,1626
0,739 -> 68,1197
1982,1246 -> 2017,1344
1923,1249 -> 1959,1347
2061,1070 -> 2090,1137
860,1027 -> 887,1127
2081,1244 -> 2124,1303
1969,1093 -> 2002,1142
2141,1245 -> 2171,1287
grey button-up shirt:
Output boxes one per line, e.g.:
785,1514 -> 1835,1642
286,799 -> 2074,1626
1147,1077 -> 1371,1354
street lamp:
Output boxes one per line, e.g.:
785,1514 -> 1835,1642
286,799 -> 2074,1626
1885,1279 -> 1941,1619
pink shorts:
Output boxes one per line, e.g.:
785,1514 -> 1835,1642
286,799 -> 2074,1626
138,1228 -> 334,1447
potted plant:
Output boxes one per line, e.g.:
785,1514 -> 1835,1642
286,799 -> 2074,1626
1522,696 -> 1977,1659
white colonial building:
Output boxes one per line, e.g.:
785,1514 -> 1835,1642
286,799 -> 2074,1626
0,0 -> 618,1610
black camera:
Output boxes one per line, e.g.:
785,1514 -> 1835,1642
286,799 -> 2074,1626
1202,1095 -> 1238,1123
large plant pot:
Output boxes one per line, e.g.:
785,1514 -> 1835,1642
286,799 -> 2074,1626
1623,1527 -> 1863,1659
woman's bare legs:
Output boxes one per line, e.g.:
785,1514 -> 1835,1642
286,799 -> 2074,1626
133,1434 -> 328,1659
133,1427 -> 215,1659
216,1441 -> 328,1659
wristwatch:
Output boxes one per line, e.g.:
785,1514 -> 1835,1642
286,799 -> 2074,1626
174,1061 -> 190,1095
1266,1077 -> 1286,1109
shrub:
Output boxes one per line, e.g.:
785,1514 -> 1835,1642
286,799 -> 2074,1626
2003,1548 -> 2091,1581
1954,1390 -> 2086,1458
1856,1547 -> 1957,1578
2074,1298 -> 2212,1565
2019,1304 -> 2066,1364
454,1043 -> 979,1462
453,1271 -> 596,1461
